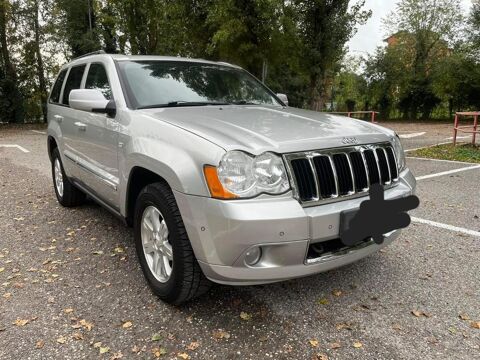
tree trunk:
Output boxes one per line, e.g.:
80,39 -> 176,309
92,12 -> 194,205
0,0 -> 23,123
33,0 -> 47,123
309,75 -> 323,111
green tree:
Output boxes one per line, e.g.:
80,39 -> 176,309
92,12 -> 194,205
383,0 -> 463,119
56,0 -> 100,58
0,0 -> 23,123
293,0 -> 370,111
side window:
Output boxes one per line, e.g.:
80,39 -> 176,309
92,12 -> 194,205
85,63 -> 112,100
49,69 -> 67,104
62,65 -> 86,106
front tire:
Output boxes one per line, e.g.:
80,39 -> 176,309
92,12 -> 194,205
51,148 -> 86,207
134,182 -> 211,305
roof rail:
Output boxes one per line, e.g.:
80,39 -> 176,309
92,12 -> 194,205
73,50 -> 107,60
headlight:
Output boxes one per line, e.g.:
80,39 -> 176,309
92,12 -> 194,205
392,134 -> 406,172
207,150 -> 290,198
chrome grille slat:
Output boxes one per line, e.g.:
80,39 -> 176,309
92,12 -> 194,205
345,152 -> 356,193
360,149 -> 371,188
284,143 -> 399,207
327,155 -> 339,197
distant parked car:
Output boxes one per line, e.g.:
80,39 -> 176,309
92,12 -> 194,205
47,52 -> 416,304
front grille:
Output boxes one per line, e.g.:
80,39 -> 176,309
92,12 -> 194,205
285,143 -> 399,206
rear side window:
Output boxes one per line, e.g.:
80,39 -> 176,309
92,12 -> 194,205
85,63 -> 112,100
49,69 -> 67,104
63,65 -> 86,106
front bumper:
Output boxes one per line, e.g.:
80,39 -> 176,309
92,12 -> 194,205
174,168 -> 416,285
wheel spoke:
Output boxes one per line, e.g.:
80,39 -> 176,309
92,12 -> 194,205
162,255 -> 172,277
163,242 -> 173,260
143,240 -> 155,254
143,216 -> 154,233
151,208 -> 162,233
159,220 -> 169,240
151,251 -> 160,274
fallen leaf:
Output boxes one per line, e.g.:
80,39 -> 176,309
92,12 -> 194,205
0,267 -> 4,273
459,314 -> 470,321
151,333 -> 162,341
131,345 -> 141,353
411,310 -> 430,318
332,289 -> 342,297
471,321 -> 480,329
317,298 -> 329,305
315,354 -> 328,360
122,321 -> 133,329
79,319 -> 93,331
448,327 -> 457,334
14,319 -> 29,327
99,346 -> 110,354
114,247 -> 124,253
92,250 -> 104,255
353,341 -> 363,348
3,292 -> 12,299
152,347 -> 167,357
240,312 -> 252,321
392,324 -> 402,331
331,342 -> 341,349
56,336 -> 66,344
336,322 -> 353,330
35,340 -> 45,349
186,341 -> 200,351
110,351 -> 123,359
212,329 -> 230,340
72,332 -> 83,340
309,339 -> 319,348
93,342 -> 102,348
178,353 -> 190,359
64,308 -> 74,314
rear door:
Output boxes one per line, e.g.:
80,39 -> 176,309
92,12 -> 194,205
59,64 -> 88,180
73,62 -> 119,207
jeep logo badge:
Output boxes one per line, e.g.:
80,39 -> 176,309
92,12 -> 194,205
342,137 -> 358,145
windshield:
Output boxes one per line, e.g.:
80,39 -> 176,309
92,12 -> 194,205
117,60 -> 281,109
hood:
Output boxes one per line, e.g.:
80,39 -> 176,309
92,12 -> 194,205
140,105 -> 394,154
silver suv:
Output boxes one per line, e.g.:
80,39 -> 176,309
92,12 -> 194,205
47,52 -> 416,304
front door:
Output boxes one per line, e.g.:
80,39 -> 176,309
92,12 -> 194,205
73,62 -> 119,208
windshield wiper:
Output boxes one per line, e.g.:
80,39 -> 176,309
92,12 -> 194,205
231,100 -> 258,105
137,101 -> 231,109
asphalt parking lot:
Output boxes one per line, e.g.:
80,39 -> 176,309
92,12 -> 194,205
0,125 -> 479,360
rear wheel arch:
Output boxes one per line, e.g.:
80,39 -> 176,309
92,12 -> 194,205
47,136 -> 58,162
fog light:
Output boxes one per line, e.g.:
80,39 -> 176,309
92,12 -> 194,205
244,247 -> 262,266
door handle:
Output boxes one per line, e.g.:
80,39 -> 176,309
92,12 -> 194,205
54,115 -> 63,123
74,122 -> 87,131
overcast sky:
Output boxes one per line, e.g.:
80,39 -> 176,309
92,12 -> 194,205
347,0 -> 473,56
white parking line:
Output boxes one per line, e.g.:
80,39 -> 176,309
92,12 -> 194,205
0,144 -> 30,153
404,142 -> 452,152
444,135 -> 471,140
30,130 -> 46,135
399,132 -> 426,139
416,165 -> 480,180
411,217 -> 480,237
406,156 -> 476,165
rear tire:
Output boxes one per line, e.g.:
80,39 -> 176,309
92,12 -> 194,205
51,148 -> 86,207
134,182 -> 211,305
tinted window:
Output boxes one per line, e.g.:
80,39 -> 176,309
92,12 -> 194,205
50,69 -> 67,104
63,65 -> 86,105
85,63 -> 112,100
117,61 -> 280,109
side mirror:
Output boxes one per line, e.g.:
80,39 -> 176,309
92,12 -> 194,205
276,93 -> 289,106
69,89 -> 116,117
